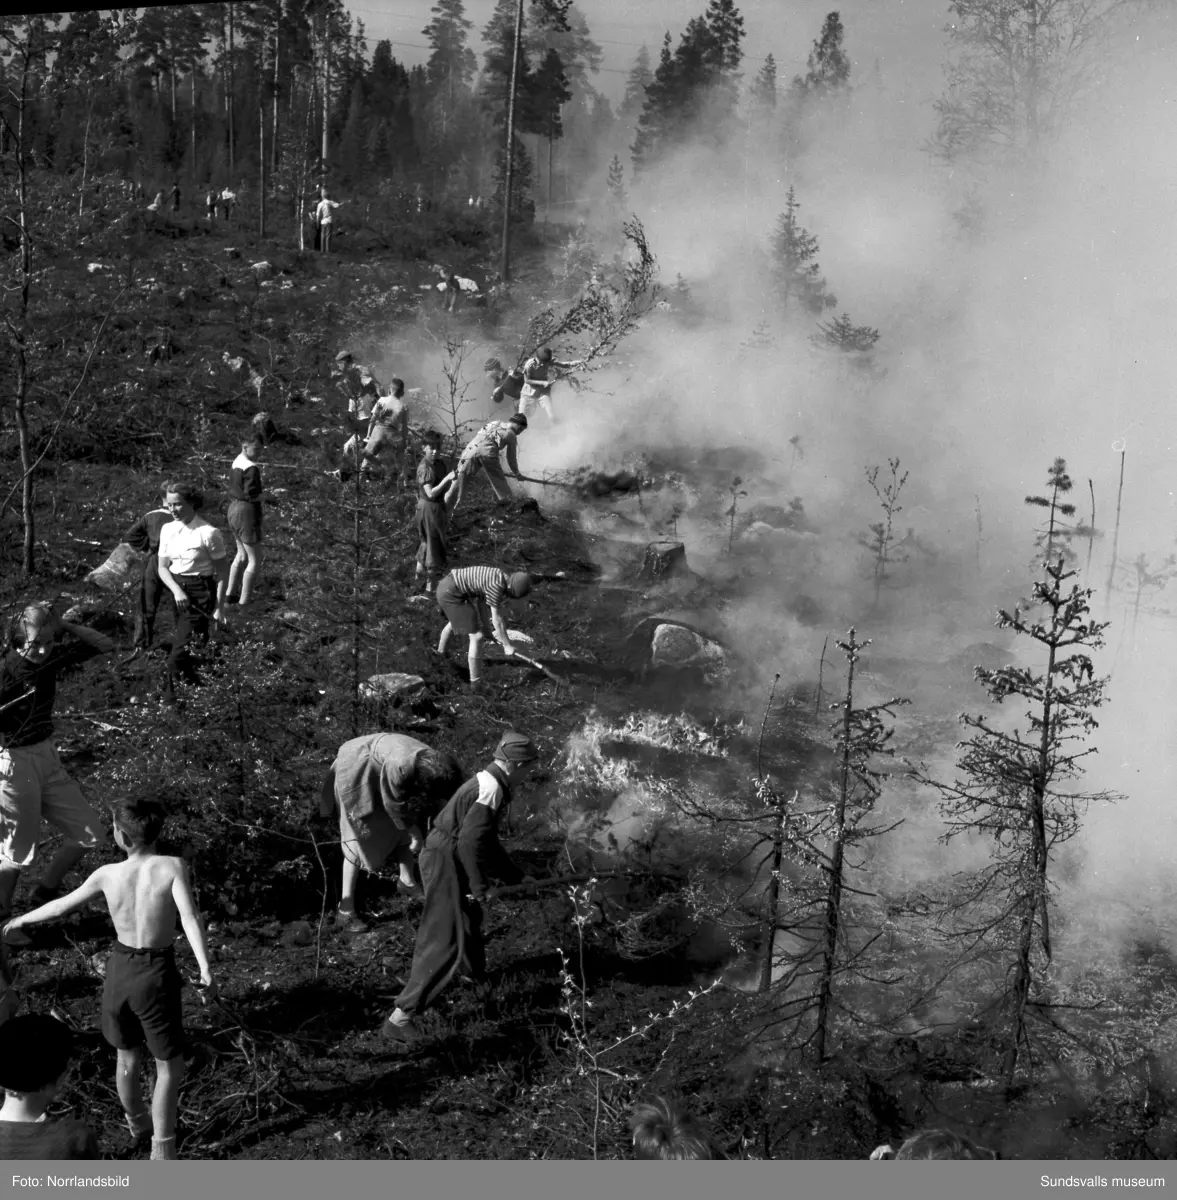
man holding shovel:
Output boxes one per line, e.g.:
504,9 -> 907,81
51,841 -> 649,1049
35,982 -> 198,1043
381,730 -> 539,1045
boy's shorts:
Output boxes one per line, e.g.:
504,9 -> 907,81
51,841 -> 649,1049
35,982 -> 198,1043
435,578 -> 492,637
102,943 -> 186,1061
227,499 -> 263,546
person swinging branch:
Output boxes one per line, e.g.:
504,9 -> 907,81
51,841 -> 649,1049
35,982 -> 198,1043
381,731 -> 540,1045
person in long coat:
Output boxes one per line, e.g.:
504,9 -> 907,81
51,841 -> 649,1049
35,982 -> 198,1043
318,733 -> 463,932
414,431 -> 454,593
380,731 -> 538,1043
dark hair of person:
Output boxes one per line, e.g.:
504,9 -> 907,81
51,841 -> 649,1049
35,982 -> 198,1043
630,1097 -> 716,1160
163,480 -> 204,511
0,1015 -> 76,1094
110,796 -> 167,848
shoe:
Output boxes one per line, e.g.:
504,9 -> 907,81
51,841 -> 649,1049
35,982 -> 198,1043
380,1017 -> 423,1046
396,880 -> 424,899
333,909 -> 370,934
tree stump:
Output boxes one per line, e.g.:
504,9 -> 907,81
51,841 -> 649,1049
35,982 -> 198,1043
639,540 -> 687,582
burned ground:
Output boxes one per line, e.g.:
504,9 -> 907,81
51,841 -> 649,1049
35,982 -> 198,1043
3,210 -> 1176,1161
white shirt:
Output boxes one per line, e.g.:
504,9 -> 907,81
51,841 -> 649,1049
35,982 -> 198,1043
316,199 -> 341,225
158,516 -> 228,577
371,395 -> 406,426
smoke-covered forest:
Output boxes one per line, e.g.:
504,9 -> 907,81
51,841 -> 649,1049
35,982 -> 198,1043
2,0 -> 1177,1166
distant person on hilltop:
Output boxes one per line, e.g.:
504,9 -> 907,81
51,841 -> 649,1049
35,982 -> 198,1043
316,188 -> 342,252
205,188 -> 216,222
170,181 -> 180,213
220,187 -> 235,221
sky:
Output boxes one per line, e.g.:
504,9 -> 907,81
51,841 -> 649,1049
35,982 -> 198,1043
343,0 -> 951,104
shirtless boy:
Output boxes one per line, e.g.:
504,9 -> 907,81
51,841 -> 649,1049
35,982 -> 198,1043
2,797 -> 215,1160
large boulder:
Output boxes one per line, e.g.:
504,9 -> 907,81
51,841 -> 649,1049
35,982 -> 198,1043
625,616 -> 729,683
649,623 -> 726,677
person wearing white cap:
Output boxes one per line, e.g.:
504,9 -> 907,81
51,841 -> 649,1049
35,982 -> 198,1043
381,730 -> 539,1045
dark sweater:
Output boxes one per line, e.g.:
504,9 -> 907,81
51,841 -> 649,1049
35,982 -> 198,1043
122,508 -> 172,554
430,763 -> 523,899
0,640 -> 105,748
228,453 -> 263,501
0,1117 -> 98,1160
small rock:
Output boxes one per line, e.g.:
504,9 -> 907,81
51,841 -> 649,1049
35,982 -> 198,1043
251,260 -> 273,278
406,595 -> 433,606
359,673 -> 426,702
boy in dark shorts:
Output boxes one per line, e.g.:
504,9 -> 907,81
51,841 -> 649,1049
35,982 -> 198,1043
0,1014 -> 98,1160
436,566 -> 533,685
3,797 -> 216,1160
227,436 -> 265,607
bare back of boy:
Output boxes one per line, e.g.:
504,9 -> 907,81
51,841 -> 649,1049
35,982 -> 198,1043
96,855 -> 191,949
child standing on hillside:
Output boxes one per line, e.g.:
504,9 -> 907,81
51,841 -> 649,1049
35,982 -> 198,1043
227,436 -> 266,608
0,1014 -> 99,1160
3,797 -> 216,1161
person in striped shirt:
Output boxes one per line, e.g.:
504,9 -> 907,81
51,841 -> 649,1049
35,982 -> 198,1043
435,566 -> 533,685
226,437 -> 265,608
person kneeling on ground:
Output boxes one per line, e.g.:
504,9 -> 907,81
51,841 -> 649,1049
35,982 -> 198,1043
0,1014 -> 99,1160
317,733 -> 463,933
446,414 -> 527,514
381,731 -> 539,1045
3,796 -> 216,1161
435,566 -> 532,686
0,602 -> 113,942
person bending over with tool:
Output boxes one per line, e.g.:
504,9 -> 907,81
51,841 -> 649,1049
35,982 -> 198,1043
317,732 -> 463,933
436,566 -> 533,687
446,414 -> 527,514
380,731 -> 539,1045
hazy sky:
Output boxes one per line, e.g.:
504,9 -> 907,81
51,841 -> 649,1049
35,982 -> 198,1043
343,0 -> 951,103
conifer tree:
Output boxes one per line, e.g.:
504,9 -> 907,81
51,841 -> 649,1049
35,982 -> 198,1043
925,456 -> 1115,1089
769,186 -> 836,316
